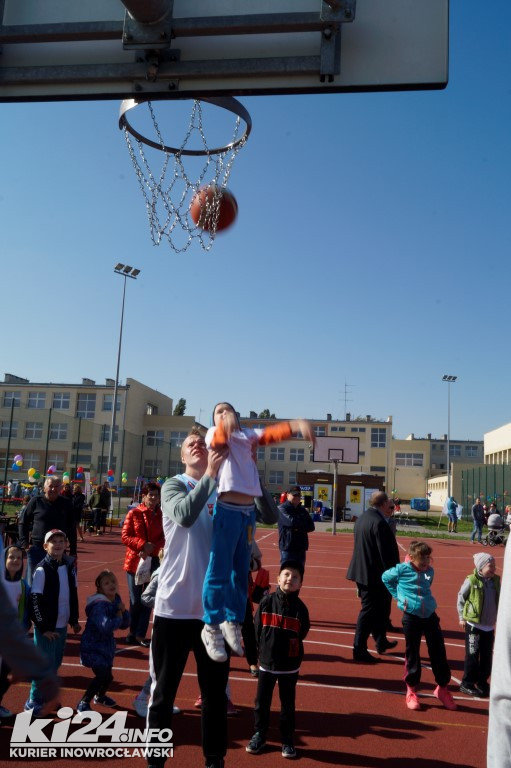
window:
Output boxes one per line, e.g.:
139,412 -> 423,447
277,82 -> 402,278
3,391 -> 20,407
351,427 -> 366,433
52,392 -> 70,410
290,448 -> 305,462
314,426 -> 326,437
256,447 -> 265,461
103,394 -> 121,412
370,465 -> 386,472
71,454 -> 92,465
258,469 -> 265,482
330,426 -> 345,432
371,428 -> 386,448
359,451 -> 365,456
0,421 -> 17,438
396,452 -> 424,467
25,421 -> 43,439
449,445 -> 461,457
270,447 -> 285,461
76,393 -> 96,419
269,470 -> 284,485
465,445 -> 478,457
168,460 -> 182,475
147,430 -> 164,446
288,472 -> 297,485
50,423 -> 68,440
101,425 -> 119,443
170,431 -> 188,447
27,391 -> 46,409
47,453 -> 65,471
434,443 -> 445,451
144,460 -> 162,476
146,403 -> 159,415
24,452 -> 41,470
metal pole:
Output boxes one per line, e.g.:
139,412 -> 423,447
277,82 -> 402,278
107,274 -> 127,512
43,407 -> 52,477
1,400 -> 15,514
332,460 -> 338,536
447,382 -> 451,498
75,417 -> 82,479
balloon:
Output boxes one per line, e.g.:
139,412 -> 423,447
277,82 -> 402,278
33,471 -> 40,480
63,475 -> 71,484
108,475 -> 115,483
48,465 -> 56,473
63,472 -> 70,478
77,466 -> 84,474
28,476 -> 36,483
14,454 -> 23,462
12,463 -> 18,471
28,467 -> 36,477
76,472 -> 83,479
107,469 -> 114,476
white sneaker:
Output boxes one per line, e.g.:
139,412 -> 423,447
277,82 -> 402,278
201,624 -> 228,663
133,694 -> 148,718
220,621 -> 244,656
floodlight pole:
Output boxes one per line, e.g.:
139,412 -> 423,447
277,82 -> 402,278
442,375 -> 457,499
107,265 -> 140,514
332,460 -> 339,536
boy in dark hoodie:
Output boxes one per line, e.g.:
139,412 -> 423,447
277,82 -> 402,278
246,560 -> 310,759
0,545 -> 31,718
77,569 -> 130,712
26,529 -> 81,716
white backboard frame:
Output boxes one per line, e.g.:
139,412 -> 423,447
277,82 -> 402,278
0,0 -> 449,102
313,436 -> 360,464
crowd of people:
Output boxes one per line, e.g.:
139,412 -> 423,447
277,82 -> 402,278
0,427 -> 507,766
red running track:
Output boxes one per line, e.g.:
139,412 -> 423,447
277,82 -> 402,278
1,526 -> 495,768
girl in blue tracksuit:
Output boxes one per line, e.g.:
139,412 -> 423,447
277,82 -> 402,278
382,540 -> 456,712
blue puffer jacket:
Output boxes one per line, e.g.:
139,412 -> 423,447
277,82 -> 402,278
80,593 -> 130,668
382,562 -> 437,618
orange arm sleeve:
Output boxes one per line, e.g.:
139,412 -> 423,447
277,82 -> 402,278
210,419 -> 228,448
258,423 -> 294,445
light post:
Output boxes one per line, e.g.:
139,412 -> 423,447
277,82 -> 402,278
107,264 -> 141,507
442,374 -> 457,499
393,466 -> 399,497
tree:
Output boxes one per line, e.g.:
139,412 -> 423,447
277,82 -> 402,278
173,398 -> 186,416
258,409 -> 276,419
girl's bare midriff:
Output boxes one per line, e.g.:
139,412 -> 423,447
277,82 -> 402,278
219,491 -> 254,505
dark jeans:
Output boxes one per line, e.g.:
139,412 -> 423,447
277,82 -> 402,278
462,625 -> 494,688
471,521 -> 483,542
26,544 -> 46,586
0,659 -> 11,701
353,581 -> 392,653
280,550 -> 306,568
254,670 -> 299,744
242,598 -> 258,668
147,616 -> 229,767
127,561 -> 158,639
83,665 -> 113,701
402,611 -> 451,688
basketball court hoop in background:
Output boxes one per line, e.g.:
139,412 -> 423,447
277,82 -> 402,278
313,436 -> 360,535
119,96 -> 251,252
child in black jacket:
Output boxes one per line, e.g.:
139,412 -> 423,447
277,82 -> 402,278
246,560 -> 310,759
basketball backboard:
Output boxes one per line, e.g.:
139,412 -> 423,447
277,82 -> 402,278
0,0 -> 449,102
313,436 -> 360,464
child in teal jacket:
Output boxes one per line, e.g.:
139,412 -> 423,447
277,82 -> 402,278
382,540 -> 457,712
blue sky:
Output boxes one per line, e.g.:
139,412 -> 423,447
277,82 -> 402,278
1,0 -> 510,441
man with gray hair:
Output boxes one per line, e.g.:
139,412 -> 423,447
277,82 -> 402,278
346,491 -> 400,663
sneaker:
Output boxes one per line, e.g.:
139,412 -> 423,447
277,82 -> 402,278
434,685 -> 457,710
23,698 -> 43,717
94,695 -> 117,707
353,650 -> 378,664
77,699 -> 91,713
459,684 -> 481,697
405,686 -> 421,711
220,621 -> 244,656
0,705 -> 13,718
227,699 -> 239,716
201,624 -> 228,663
194,695 -> 203,708
249,666 -> 259,678
173,705 -> 181,714
133,694 -> 148,718
477,684 -> 490,698
246,732 -> 266,754
282,744 -> 297,759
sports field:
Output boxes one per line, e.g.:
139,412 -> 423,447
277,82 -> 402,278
1,526 -> 494,767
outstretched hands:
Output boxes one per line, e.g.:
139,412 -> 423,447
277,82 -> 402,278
290,419 -> 316,444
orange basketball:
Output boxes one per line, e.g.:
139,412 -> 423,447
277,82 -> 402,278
190,185 -> 238,233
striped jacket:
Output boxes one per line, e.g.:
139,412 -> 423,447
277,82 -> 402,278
254,587 -> 310,672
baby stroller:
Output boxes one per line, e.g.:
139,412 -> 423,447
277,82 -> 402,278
482,526 -> 507,547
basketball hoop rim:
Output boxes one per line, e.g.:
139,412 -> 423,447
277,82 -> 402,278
119,96 -> 252,156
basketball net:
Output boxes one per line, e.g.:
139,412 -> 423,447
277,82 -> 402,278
120,98 -> 250,253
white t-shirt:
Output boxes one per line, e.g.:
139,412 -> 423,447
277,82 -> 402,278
206,426 -> 263,497
155,474 -> 217,620
32,561 -> 71,628
4,580 -> 22,612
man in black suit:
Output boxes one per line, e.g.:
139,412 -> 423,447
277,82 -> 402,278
346,491 -> 400,663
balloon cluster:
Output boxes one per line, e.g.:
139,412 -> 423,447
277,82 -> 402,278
12,454 -> 23,471
63,471 -> 71,484
76,466 -> 84,479
28,467 -> 41,482
121,472 -> 128,485
107,469 -> 115,483
47,464 -> 57,475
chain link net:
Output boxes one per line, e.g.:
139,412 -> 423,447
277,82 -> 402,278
122,100 -> 247,252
